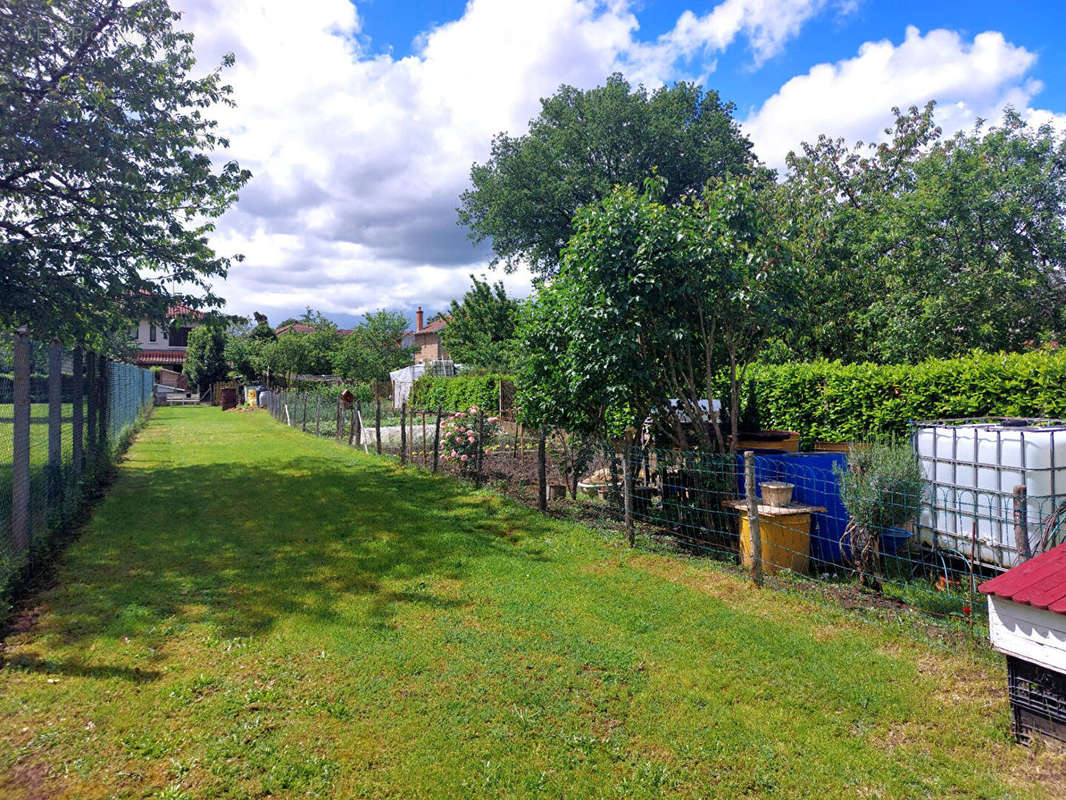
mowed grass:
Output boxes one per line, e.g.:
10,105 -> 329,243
1,408 -> 1063,799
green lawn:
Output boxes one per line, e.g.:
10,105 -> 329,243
1,407 -> 1062,799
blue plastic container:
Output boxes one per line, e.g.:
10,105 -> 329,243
775,452 -> 851,568
879,526 -> 913,557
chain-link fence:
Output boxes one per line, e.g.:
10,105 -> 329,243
1,330 -> 155,610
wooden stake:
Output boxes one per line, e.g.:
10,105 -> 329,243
432,406 -> 442,473
348,404 -> 357,445
537,426 -> 547,512
422,410 -> 427,466
400,402 -> 407,466
314,394 -> 321,436
375,396 -> 382,454
475,412 -> 485,489
1012,484 -> 1031,561
744,451 -> 763,586
71,347 -> 83,477
622,435 -> 634,547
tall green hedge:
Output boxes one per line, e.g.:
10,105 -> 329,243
744,349 -> 1066,444
410,373 -> 513,413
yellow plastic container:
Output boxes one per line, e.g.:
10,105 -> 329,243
730,502 -> 821,575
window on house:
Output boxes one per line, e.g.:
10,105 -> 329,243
130,325 -> 138,339
169,326 -> 189,347
149,325 -> 157,342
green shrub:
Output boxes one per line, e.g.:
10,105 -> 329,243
835,443 -> 925,533
742,348 -> 1066,445
409,373 -> 513,412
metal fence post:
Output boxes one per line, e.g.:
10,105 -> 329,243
47,340 -> 63,508
71,347 -> 83,478
745,450 -> 763,586
11,327 -> 31,553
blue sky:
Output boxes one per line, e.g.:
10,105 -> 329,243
176,0 -> 1066,329
355,1 -> 1066,115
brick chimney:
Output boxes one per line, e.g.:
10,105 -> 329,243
416,306 -> 424,331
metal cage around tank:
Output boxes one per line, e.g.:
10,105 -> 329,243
911,417 -> 1066,570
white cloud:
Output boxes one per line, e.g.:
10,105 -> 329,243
173,0 -> 836,322
744,25 -> 1059,170
172,2 -> 1062,325
668,0 -> 836,65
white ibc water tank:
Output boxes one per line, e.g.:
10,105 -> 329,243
913,420 -> 1066,569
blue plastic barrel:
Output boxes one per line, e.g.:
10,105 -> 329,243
774,452 -> 851,568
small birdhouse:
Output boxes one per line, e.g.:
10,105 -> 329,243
340,389 -> 354,409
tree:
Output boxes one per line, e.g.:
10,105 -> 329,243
0,0 -> 250,341
439,276 -> 520,370
458,74 -> 763,278
302,319 -> 341,376
519,177 -> 792,455
183,325 -> 228,390
779,104 -> 1066,362
249,312 -> 276,342
332,311 -> 412,383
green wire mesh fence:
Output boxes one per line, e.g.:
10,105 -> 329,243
261,389 -> 1066,632
1,333 -> 155,604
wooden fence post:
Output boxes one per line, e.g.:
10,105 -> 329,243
745,451 -> 763,586
432,407 -> 442,473
336,398 -> 342,439
11,327 -> 31,553
537,425 -> 547,512
375,396 -> 382,454
422,410 -> 427,467
71,346 -> 83,478
475,412 -> 485,489
400,402 -> 407,465
47,340 -> 63,507
97,355 -> 108,448
314,394 -> 322,436
348,404 -> 357,445
622,435 -> 635,547
1013,485 -> 1031,561
355,400 -> 362,445
301,393 -> 308,432
85,351 -> 97,466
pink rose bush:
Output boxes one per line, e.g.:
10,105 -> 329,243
439,405 -> 501,473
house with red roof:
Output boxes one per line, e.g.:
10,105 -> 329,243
132,305 -> 204,372
404,306 -> 449,364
